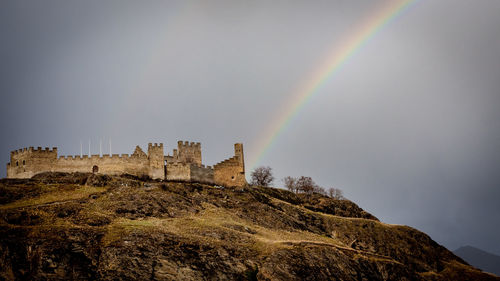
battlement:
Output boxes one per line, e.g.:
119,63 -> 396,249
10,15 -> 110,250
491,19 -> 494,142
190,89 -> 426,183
6,141 -> 245,186
11,147 -> 57,156
56,154 -> 134,161
177,140 -> 201,148
58,155 -> 79,160
169,140 -> 202,166
148,143 -> 164,148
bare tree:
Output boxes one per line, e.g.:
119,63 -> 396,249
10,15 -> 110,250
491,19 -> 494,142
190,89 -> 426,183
296,176 -> 315,194
328,187 -> 344,199
250,166 -> 274,186
283,176 -> 297,193
283,175 -> 335,198
314,185 -> 327,196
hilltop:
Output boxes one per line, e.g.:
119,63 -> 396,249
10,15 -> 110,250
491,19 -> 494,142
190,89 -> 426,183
0,172 -> 498,280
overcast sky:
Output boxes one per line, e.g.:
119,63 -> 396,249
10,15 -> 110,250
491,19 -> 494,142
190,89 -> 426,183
1,0 -> 500,255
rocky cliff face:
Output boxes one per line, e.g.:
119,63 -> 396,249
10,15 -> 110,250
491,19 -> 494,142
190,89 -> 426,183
0,173 -> 498,280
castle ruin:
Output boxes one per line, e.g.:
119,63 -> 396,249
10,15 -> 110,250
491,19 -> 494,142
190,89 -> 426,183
6,141 -> 247,187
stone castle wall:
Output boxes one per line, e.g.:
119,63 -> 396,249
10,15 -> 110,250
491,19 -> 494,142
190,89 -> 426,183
165,163 -> 191,182
7,147 -> 58,178
190,164 -> 214,185
7,141 -> 247,187
54,154 -> 150,177
7,144 -> 164,180
213,143 -> 246,187
170,141 -> 202,165
147,143 -> 165,179
165,163 -> 214,185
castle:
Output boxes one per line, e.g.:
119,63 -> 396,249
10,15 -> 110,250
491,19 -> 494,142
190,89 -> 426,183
6,141 -> 247,187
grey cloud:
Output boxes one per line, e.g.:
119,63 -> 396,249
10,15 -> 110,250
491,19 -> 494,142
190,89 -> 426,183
1,0 -> 499,255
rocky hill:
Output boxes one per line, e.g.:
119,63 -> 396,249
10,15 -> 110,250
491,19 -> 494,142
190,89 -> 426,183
0,172 -> 498,280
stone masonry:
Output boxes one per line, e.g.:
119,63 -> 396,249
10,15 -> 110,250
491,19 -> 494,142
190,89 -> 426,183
6,141 -> 247,187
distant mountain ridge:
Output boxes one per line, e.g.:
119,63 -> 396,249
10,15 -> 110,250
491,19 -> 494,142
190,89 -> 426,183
454,246 -> 500,276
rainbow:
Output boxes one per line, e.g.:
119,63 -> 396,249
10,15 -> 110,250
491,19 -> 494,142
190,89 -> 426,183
249,0 -> 419,170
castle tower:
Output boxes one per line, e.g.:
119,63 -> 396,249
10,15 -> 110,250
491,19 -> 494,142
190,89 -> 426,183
175,141 -> 202,166
7,147 -> 58,178
147,143 -> 164,179
234,143 -> 245,173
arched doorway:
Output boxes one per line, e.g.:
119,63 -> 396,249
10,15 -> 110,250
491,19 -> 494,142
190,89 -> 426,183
92,165 -> 99,174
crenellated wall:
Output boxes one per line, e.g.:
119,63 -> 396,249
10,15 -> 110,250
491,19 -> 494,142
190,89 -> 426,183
7,144 -> 164,180
6,141 -> 246,187
7,147 -> 58,178
170,141 -> 202,165
53,154 -> 150,177
147,143 -> 164,179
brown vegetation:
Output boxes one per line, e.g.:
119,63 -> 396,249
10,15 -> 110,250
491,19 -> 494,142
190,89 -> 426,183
250,166 -> 274,187
0,172 -> 498,280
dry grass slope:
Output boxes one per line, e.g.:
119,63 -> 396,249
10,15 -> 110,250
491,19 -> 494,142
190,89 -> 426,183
0,173 -> 498,281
